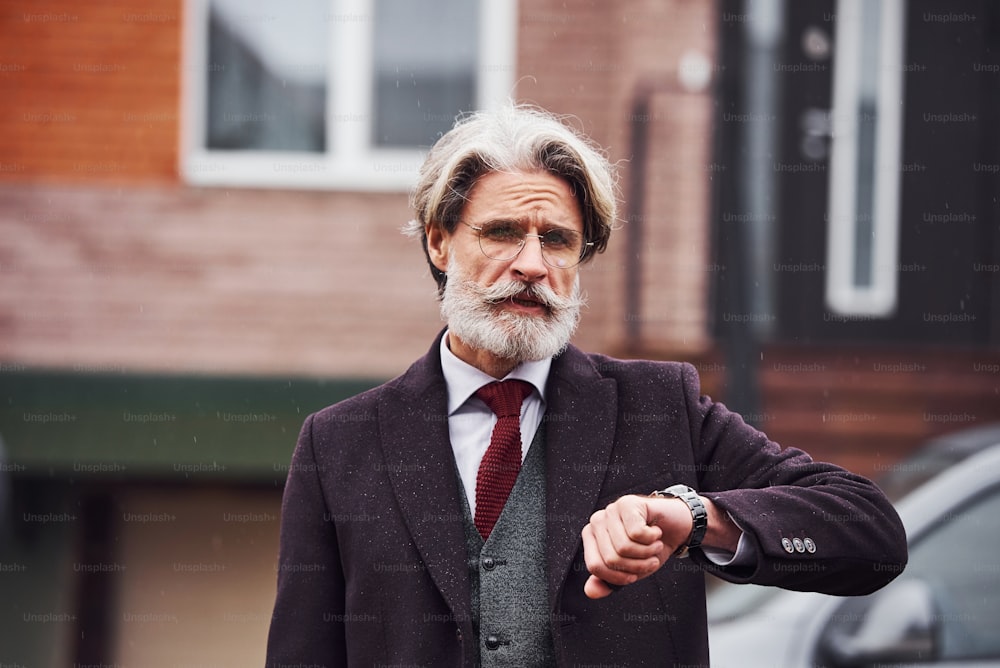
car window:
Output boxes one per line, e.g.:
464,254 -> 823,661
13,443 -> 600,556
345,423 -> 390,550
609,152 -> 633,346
818,483 -> 1000,664
906,483 -> 1000,659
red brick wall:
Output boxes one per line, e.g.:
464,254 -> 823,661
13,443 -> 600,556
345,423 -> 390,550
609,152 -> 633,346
0,1 -> 181,184
0,183 -> 435,378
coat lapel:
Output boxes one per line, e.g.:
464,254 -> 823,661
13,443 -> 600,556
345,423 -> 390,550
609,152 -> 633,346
376,338 -> 619,620
377,337 -> 473,624
543,346 -> 618,609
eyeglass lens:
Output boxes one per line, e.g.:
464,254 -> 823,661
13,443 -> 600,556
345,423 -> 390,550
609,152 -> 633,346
477,222 -> 585,268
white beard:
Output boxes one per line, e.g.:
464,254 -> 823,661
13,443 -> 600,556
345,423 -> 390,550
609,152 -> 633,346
440,259 -> 585,363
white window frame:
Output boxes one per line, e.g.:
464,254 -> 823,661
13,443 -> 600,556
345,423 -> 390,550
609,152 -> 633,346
180,0 -> 517,191
824,0 -> 906,316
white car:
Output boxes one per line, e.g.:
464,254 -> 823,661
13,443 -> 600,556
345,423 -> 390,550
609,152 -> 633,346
707,436 -> 1000,667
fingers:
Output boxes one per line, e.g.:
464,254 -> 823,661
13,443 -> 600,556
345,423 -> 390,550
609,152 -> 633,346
597,498 -> 664,554
581,495 -> 670,598
581,522 -> 639,589
583,574 -> 618,599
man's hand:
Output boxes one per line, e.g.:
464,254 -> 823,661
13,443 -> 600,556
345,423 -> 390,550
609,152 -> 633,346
580,494 -> 695,599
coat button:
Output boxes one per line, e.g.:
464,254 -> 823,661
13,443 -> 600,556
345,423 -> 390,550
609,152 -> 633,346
485,634 -> 501,650
804,537 -> 816,553
781,537 -> 794,553
792,537 -> 805,553
482,557 -> 496,570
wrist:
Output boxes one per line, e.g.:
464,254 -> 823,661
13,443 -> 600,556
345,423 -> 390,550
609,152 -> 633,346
699,496 -> 741,553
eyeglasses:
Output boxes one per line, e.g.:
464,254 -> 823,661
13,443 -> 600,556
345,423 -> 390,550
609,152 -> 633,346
461,220 -> 593,268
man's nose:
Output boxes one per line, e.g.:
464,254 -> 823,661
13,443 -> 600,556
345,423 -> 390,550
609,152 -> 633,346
510,235 -> 548,280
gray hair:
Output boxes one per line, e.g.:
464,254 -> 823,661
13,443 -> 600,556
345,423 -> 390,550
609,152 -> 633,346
404,103 -> 619,294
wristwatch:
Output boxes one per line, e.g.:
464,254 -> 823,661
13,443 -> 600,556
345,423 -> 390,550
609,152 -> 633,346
650,484 -> 708,558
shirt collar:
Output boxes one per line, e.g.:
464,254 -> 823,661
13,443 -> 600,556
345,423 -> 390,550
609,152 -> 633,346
440,330 -> 551,415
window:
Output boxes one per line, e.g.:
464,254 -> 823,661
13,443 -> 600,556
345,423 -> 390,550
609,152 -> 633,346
181,0 -> 517,190
824,0 -> 906,316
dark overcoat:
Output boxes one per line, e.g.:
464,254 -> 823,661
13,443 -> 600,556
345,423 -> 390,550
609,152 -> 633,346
266,333 -> 907,667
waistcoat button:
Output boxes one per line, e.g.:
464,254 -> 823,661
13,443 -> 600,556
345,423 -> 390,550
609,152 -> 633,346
482,556 -> 496,570
484,634 -> 501,650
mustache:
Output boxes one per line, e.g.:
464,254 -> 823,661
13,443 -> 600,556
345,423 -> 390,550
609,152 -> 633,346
472,279 -> 586,311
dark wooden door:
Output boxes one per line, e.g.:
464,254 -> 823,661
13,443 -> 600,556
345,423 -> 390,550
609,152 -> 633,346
724,0 -> 1000,345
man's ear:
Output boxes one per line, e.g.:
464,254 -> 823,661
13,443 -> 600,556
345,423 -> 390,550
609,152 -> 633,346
426,224 -> 450,274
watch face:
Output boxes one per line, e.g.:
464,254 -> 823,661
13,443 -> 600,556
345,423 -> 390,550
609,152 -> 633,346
653,484 -> 695,498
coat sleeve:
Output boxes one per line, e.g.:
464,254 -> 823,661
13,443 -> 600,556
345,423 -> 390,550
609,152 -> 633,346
265,413 -> 347,668
679,363 -> 908,595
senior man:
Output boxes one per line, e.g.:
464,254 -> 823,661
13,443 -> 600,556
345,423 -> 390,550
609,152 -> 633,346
266,104 -> 907,667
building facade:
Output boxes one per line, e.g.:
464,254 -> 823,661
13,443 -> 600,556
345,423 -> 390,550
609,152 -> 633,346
2,0 -> 999,665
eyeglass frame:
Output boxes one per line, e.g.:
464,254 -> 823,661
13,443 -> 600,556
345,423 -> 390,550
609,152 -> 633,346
459,220 -> 595,269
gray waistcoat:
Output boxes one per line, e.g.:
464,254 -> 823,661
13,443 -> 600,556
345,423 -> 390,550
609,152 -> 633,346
458,427 -> 555,667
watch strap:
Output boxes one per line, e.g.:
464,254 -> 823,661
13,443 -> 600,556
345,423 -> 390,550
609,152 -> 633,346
651,484 -> 708,558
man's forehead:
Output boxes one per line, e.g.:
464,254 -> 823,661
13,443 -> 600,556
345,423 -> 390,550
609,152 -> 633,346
464,170 -> 583,228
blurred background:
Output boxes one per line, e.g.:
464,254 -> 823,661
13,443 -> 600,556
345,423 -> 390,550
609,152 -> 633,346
0,0 -> 997,665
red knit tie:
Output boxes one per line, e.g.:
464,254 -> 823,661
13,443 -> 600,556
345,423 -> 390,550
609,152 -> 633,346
474,379 -> 534,539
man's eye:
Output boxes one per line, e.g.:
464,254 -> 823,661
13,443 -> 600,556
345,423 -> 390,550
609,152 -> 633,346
542,229 -> 574,248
